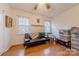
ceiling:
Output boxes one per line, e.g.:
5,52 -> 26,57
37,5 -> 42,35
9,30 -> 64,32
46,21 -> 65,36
9,3 -> 79,18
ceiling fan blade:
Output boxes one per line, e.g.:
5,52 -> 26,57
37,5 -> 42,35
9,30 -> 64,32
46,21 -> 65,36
34,3 -> 38,10
46,3 -> 50,9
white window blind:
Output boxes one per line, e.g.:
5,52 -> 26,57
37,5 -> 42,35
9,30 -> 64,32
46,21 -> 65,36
44,21 -> 51,33
17,16 -> 29,34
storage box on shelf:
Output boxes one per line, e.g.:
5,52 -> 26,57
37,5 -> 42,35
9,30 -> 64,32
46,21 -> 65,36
71,27 -> 79,50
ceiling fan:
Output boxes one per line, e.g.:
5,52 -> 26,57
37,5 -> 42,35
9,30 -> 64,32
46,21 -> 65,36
34,3 -> 50,10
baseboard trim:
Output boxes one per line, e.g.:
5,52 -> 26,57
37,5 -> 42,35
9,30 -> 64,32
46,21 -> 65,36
1,44 -> 24,56
0,45 -> 11,55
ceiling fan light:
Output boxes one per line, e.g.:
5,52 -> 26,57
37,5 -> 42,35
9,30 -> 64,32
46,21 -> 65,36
34,4 -> 38,10
34,3 -> 50,10
46,3 -> 50,9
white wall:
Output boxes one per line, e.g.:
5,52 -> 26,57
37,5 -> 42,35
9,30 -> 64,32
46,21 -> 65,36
0,4 -> 12,55
51,5 -> 79,38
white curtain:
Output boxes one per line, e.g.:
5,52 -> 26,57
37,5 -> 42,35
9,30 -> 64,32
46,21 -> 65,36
0,14 -> 4,54
51,22 -> 60,38
44,21 -> 51,33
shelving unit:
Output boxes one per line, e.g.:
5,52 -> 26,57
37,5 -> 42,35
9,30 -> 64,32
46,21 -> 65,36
57,29 -> 71,48
59,30 -> 71,42
71,27 -> 79,50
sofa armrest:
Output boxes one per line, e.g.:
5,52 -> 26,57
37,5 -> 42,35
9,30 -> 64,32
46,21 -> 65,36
25,39 -> 30,42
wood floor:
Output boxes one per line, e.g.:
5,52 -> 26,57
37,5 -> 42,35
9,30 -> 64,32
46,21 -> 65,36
1,41 -> 79,56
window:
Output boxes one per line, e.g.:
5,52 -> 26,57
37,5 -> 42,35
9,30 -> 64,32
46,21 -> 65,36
17,16 -> 29,34
44,21 -> 51,33
18,16 -> 29,25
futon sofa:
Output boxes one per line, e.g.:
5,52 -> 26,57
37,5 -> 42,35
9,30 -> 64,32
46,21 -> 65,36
24,33 -> 49,47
